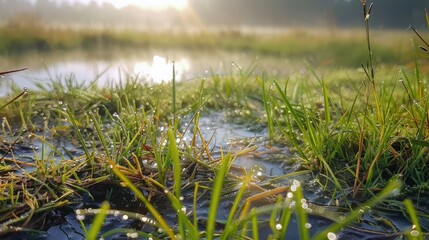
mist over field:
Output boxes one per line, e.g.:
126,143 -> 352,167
0,0 -> 427,30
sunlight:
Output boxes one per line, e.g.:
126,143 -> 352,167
100,0 -> 189,11
133,55 -> 190,83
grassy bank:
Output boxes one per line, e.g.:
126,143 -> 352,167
0,16 -> 415,68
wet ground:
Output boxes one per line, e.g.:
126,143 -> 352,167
1,111 -> 427,239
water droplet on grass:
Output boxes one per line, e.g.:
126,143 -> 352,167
327,232 -> 337,240
410,230 -> 419,237
122,215 -> 129,220
275,223 -> 282,230
292,179 -> 300,188
127,232 -> 139,238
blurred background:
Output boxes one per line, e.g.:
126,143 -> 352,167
0,0 -> 427,95
1,0 -> 427,29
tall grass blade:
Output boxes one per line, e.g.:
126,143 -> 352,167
251,209 -> 259,240
86,201 -> 110,240
259,73 -> 274,139
404,199 -> 424,240
294,182 -> 310,240
172,61 -> 177,119
88,112 -> 111,159
206,151 -> 233,240
108,160 -> 177,239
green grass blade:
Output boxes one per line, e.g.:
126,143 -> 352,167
251,208 -> 259,240
108,160 -> 177,239
294,181 -> 310,240
404,199 -> 424,240
86,201 -> 110,240
88,111 -> 111,159
206,152 -> 233,240
167,129 -> 186,238
259,74 -> 274,139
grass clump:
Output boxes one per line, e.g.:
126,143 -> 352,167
256,1 -> 429,195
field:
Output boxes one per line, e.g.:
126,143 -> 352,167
0,6 -> 429,240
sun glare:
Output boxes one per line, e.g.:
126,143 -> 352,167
102,0 -> 189,11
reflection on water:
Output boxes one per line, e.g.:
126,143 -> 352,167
0,53 -> 192,96
0,49 -> 297,96
133,55 -> 190,82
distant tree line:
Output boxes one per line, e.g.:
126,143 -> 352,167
0,0 -> 428,29
191,0 -> 429,29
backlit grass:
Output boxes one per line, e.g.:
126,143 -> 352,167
0,15 -> 415,68
0,3 -> 429,239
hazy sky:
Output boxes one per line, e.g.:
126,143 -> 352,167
51,0 -> 189,10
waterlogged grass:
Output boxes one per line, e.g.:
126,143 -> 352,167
1,6 -> 429,240
0,57 -> 428,239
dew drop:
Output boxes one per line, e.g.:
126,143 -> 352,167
305,223 -> 312,229
327,232 -> 337,240
410,230 -> 419,237
76,214 -> 85,220
391,188 -> 400,197
122,215 -> 129,220
127,232 -> 139,238
292,179 -> 301,188
275,223 -> 282,230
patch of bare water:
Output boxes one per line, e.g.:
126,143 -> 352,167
0,49 -> 298,96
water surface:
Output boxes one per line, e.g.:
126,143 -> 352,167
0,49 -> 298,96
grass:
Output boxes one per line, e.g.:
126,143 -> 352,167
0,2 -> 429,239
0,14 -> 415,68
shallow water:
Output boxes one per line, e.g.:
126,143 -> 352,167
2,111 -> 424,239
1,50 -> 427,239
0,49 -> 297,96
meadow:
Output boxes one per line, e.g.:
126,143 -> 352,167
0,4 -> 428,240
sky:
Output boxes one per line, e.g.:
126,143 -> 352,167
52,0 -> 189,11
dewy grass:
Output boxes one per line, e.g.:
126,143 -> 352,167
1,5 -> 429,240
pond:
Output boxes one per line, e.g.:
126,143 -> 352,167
0,49 -> 298,96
